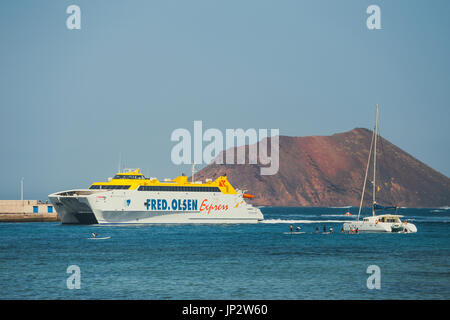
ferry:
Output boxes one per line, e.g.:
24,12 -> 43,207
48,169 -> 264,224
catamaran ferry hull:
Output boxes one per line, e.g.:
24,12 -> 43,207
49,189 -> 264,225
49,191 -> 98,224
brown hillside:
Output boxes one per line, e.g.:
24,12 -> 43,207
194,128 -> 450,207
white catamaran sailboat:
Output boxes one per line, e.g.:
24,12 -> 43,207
343,105 -> 417,233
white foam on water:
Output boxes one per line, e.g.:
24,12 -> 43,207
320,214 -> 354,217
328,206 -> 352,209
261,219 -> 348,224
276,214 -> 322,218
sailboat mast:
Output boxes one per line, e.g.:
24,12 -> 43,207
357,128 -> 375,221
191,164 -> 196,183
372,104 -> 379,216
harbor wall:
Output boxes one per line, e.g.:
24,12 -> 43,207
0,200 -> 60,222
0,200 -> 55,214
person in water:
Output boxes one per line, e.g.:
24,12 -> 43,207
329,228 -> 333,233
340,227 -> 344,233
323,225 -> 327,233
296,226 -> 301,231
92,233 -> 98,238
290,225 -> 293,233
314,227 -> 319,234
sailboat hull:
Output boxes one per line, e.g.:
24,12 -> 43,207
343,220 -> 417,233
343,221 -> 391,233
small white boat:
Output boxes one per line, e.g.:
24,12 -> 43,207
343,105 -> 417,233
88,236 -> 111,240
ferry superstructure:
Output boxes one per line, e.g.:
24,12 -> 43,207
48,169 -> 264,224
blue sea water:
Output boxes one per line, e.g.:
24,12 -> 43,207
0,207 -> 449,300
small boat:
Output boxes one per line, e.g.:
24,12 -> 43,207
343,105 -> 417,233
283,232 -> 305,235
88,236 -> 111,240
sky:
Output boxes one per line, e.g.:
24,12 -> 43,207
0,0 -> 449,200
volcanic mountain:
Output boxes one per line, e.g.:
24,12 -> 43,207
194,128 -> 450,207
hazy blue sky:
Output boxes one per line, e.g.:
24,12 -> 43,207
1,0 -> 449,200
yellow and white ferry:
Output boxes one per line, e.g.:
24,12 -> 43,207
48,169 -> 263,224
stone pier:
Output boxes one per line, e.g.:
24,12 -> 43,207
0,200 -> 60,222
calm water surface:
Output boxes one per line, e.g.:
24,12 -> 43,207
0,207 -> 448,299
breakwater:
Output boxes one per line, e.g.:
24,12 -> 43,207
0,200 -> 60,222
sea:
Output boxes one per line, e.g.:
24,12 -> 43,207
0,207 -> 448,300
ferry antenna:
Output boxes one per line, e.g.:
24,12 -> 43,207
191,164 -> 196,183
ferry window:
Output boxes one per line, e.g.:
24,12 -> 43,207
113,175 -> 146,180
91,185 -> 131,190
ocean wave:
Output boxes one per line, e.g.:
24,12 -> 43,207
261,219 -> 349,224
410,218 -> 449,223
271,214 -> 325,218
328,206 -> 352,209
320,214 -> 354,217
262,217 -> 449,224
